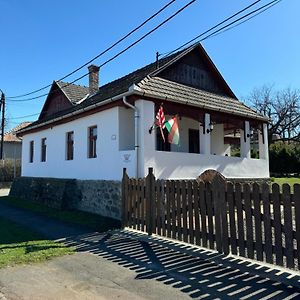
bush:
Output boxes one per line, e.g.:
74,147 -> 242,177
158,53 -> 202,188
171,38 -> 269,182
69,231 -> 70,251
0,159 -> 21,182
269,142 -> 300,175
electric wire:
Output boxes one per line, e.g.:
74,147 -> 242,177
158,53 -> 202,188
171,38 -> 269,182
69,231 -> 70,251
7,0 -> 196,102
7,0 -> 177,99
161,0 -> 281,59
6,0 -> 281,120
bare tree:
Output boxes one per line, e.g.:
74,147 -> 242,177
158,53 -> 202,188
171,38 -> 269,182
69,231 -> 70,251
246,85 -> 300,143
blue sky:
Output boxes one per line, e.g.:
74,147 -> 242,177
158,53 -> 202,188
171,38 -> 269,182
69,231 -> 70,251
0,0 -> 298,129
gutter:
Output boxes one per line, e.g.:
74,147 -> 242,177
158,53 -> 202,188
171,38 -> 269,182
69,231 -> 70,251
122,96 -> 139,178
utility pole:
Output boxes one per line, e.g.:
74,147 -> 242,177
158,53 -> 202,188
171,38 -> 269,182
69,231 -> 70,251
0,90 -> 5,160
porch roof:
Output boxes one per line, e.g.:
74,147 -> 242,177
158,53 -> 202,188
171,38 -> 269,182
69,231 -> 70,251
137,76 -> 268,121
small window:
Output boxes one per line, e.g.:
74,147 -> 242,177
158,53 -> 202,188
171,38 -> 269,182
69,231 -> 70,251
41,138 -> 47,162
189,129 -> 200,154
66,131 -> 74,160
29,141 -> 34,163
88,126 -> 97,158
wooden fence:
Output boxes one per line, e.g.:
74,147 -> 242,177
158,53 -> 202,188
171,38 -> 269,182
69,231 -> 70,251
122,168 -> 300,270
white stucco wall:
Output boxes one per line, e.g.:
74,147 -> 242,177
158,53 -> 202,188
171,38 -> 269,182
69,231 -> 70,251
145,151 -> 269,179
22,107 -> 135,180
118,107 -> 134,151
21,99 -> 269,181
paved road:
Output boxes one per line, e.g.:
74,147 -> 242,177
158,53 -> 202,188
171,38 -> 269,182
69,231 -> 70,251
1,199 -> 300,299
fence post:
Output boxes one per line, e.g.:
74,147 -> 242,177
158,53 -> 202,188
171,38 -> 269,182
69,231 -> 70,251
146,167 -> 155,235
122,168 -> 129,228
211,175 -> 227,253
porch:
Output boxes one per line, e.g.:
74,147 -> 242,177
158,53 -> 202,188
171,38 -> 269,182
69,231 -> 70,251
120,99 -> 269,179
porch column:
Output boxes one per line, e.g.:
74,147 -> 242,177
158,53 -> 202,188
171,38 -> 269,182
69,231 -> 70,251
200,113 -> 211,155
240,121 -> 251,158
135,99 -> 155,178
259,123 -> 269,160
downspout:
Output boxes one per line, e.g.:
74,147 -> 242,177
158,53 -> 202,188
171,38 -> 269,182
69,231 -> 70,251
122,96 -> 139,178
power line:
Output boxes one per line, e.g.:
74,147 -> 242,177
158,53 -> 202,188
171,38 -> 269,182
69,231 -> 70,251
7,0 -> 177,99
7,0 -> 196,102
6,0 -> 281,119
160,0 -> 262,57
161,0 -> 281,59
206,0 -> 282,40
199,0 -> 282,44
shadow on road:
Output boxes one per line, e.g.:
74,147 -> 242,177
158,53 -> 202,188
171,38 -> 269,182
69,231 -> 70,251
64,230 -> 300,300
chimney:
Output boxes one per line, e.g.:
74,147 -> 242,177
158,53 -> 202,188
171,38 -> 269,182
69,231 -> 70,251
88,64 -> 100,95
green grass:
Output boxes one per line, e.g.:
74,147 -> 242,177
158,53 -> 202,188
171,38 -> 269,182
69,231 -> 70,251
0,196 -> 120,232
0,217 -> 74,268
271,177 -> 300,186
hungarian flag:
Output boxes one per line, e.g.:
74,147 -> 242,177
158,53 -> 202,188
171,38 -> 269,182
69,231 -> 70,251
155,105 -> 166,142
165,116 -> 180,145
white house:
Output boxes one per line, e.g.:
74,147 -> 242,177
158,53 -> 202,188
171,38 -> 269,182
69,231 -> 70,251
18,44 -> 269,181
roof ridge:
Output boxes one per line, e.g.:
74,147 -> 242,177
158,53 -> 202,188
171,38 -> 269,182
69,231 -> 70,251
56,80 -> 89,89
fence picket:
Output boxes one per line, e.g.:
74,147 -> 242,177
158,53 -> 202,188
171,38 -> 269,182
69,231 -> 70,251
235,183 -> 245,257
206,184 -> 215,250
175,180 -> 182,241
187,181 -> 194,244
272,183 -> 283,266
170,181 -> 176,239
262,183 -> 272,264
156,180 -> 162,236
199,182 -> 207,248
244,183 -> 254,259
181,181 -> 188,243
193,181 -> 201,246
253,183 -> 263,262
283,184 -> 294,268
227,182 -> 237,255
161,180 -> 166,237
294,184 -> 300,269
166,180 -> 171,238
122,169 -> 129,228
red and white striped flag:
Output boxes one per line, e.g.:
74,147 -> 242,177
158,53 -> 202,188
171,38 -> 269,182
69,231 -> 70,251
155,105 -> 166,142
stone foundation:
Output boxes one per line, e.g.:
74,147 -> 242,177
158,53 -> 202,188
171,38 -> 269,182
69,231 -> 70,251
9,177 -> 122,220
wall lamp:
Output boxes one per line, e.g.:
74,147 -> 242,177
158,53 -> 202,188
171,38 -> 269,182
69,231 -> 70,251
206,122 -> 214,134
246,129 -> 254,138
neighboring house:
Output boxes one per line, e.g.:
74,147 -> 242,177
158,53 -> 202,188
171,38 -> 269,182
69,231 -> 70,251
18,43 -> 269,180
2,122 -> 31,160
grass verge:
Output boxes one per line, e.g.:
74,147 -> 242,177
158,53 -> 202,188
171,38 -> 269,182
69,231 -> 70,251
0,196 -> 120,232
272,177 -> 300,187
0,217 -> 74,268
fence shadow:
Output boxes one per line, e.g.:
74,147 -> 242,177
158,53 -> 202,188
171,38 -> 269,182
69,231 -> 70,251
64,230 -> 300,300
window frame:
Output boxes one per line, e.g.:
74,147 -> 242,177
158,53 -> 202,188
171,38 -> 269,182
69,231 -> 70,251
41,137 -> 47,162
66,131 -> 74,161
29,140 -> 34,163
88,125 -> 97,158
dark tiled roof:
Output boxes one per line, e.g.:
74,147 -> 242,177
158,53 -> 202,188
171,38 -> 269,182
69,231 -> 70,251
4,122 -> 32,142
20,44 -> 267,133
137,77 -> 267,121
56,80 -> 89,104
24,50 -> 182,129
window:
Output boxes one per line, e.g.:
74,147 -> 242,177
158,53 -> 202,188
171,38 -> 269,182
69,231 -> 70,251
189,129 -> 200,153
66,131 -> 74,160
156,128 -> 170,152
29,141 -> 34,163
41,138 -> 47,162
88,126 -> 97,158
